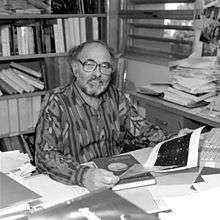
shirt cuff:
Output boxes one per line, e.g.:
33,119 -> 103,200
72,165 -> 90,187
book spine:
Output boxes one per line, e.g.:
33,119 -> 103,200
1,25 -> 11,56
8,98 -> 19,134
32,95 -> 41,127
0,99 -> 10,135
79,17 -> 86,43
85,17 -> 93,41
73,17 -> 81,46
10,62 -> 42,78
18,97 -> 33,132
53,18 -> 65,53
11,68 -> 35,92
8,68 -> 31,92
27,26 -> 35,54
0,69 -> 24,93
68,17 -> 77,48
15,70 -> 44,90
92,17 -> 99,40
0,78 -> 18,94
64,18 -> 72,52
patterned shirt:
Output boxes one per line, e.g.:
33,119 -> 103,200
35,83 -> 167,187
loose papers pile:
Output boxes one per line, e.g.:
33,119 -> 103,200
164,56 -> 220,106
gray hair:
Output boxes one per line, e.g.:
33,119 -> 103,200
67,40 -> 115,64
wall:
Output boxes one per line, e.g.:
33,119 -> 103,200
126,58 -> 170,88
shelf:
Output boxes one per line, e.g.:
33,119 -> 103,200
0,128 -> 35,139
0,53 -> 68,61
0,91 -> 46,101
0,13 -> 106,20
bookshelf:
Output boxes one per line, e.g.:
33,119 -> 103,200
0,11 -> 108,140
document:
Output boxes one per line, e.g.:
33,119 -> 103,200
144,127 -> 205,172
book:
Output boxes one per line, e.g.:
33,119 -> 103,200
79,17 -> 86,43
138,84 -> 169,97
0,25 -> 11,56
92,154 -> 156,191
18,97 -> 33,131
144,127 -> 205,172
64,18 -> 72,51
53,18 -> 65,53
8,98 -> 19,134
0,99 -> 9,135
73,17 -> 81,46
32,95 -> 41,127
10,62 -> 42,78
30,189 -> 158,220
0,69 -> 24,93
166,87 -> 216,103
92,17 -> 99,40
8,68 -> 35,92
13,68 -> 44,90
0,78 -> 17,94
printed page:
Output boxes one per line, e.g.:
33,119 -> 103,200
144,127 -> 205,172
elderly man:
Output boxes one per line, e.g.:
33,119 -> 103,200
35,40 -> 170,191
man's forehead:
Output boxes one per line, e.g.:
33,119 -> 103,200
79,43 -> 111,61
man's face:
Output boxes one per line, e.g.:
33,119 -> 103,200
73,43 -> 113,97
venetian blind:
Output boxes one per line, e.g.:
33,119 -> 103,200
119,0 -> 196,62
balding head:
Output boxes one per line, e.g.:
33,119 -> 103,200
68,40 -> 115,64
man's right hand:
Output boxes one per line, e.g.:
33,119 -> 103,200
83,168 -> 119,191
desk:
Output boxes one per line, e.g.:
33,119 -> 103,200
129,92 -> 220,133
3,147 -> 220,219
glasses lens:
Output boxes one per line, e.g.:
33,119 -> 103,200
100,62 -> 112,75
83,60 -> 97,72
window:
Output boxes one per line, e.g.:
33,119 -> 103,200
119,0 -> 195,62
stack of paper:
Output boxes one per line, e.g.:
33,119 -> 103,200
165,58 -> 219,106
0,150 -> 30,173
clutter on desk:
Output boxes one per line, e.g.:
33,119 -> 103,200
165,54 -> 220,107
0,150 -> 33,174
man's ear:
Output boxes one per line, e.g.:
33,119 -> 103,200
71,61 -> 78,72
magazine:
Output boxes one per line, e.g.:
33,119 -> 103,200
144,127 -> 205,172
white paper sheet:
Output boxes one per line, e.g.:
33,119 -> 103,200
159,186 -> 220,220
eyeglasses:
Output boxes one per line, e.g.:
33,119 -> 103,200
78,59 -> 113,75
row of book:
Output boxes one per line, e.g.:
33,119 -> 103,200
0,62 -> 44,95
0,16 -> 105,56
0,95 -> 42,136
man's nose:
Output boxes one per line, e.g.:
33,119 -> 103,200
94,65 -> 102,77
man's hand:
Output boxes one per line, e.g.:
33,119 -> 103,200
178,128 -> 194,137
83,168 -> 119,191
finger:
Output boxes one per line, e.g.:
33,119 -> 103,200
102,175 -> 119,184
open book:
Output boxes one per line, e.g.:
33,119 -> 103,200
91,154 -> 156,191
144,127 -> 205,172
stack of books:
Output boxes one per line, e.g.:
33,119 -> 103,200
0,62 -> 44,95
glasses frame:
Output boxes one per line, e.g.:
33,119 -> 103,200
78,59 -> 113,76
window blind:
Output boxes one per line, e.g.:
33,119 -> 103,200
119,0 -> 196,62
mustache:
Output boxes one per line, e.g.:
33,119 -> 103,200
88,75 -> 102,82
